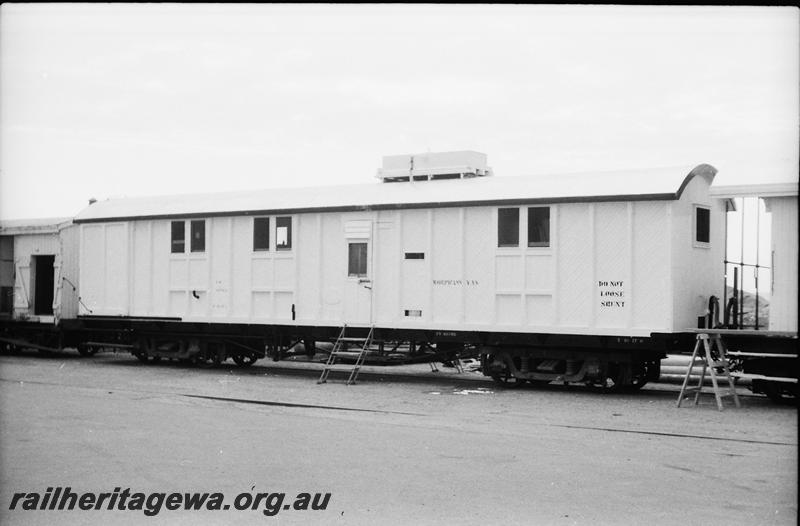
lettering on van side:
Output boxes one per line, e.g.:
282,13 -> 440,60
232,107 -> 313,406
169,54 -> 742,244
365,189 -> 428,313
432,280 -> 479,286
598,280 -> 625,308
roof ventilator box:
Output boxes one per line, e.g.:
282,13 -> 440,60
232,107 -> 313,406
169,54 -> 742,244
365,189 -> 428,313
376,151 -> 493,182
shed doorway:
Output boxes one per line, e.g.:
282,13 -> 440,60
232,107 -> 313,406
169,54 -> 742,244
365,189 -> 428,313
32,255 -> 55,315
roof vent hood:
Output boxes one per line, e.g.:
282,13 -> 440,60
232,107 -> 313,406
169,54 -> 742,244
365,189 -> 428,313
376,150 -> 493,182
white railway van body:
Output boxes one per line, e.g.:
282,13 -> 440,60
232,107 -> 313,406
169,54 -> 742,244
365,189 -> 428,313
0,218 -> 80,324
74,154 -> 724,340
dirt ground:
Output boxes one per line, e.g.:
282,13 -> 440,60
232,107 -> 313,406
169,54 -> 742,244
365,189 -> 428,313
1,351 -> 796,525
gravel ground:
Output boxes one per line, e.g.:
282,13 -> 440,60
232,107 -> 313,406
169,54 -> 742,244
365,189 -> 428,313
1,351 -> 796,525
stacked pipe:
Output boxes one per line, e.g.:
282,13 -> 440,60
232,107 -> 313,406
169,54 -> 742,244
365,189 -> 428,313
659,354 -> 750,385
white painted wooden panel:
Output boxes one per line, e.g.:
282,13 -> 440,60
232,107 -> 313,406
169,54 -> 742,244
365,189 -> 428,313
557,204 -> 592,328
151,221 -> 170,315
296,213 -> 321,323
79,224 -> 106,315
320,214 -> 344,322
766,196 -> 798,331
400,210 -> 429,321
463,208 -> 493,325
103,223 -> 129,315
632,202 -> 670,330
58,225 -> 81,320
431,208 -> 462,324
373,211 -> 399,325
132,222 -> 152,315
594,202 -> 630,329
210,217 -> 232,318
231,216 -> 251,319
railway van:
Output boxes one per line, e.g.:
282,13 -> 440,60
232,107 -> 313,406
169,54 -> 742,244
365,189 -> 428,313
70,151 -> 727,387
0,218 -> 83,352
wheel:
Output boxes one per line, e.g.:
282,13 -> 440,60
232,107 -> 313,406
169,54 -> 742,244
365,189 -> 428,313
491,372 -> 526,388
134,352 -> 149,363
598,363 -> 626,393
762,382 -> 796,404
77,345 -> 98,357
624,377 -> 648,391
233,352 -> 258,367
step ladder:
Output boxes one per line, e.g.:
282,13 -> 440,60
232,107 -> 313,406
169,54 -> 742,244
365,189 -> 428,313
317,325 -> 374,385
677,332 -> 741,411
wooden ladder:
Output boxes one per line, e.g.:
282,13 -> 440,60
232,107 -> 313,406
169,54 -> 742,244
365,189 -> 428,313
677,333 -> 741,411
317,325 -> 375,385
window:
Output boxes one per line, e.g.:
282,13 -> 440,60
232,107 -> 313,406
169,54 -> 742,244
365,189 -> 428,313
695,206 -> 710,244
404,252 -> 425,259
253,217 -> 270,251
348,242 -> 368,277
498,208 -> 519,247
171,221 -> 185,253
276,217 -> 292,250
190,220 -> 205,252
528,207 -> 550,247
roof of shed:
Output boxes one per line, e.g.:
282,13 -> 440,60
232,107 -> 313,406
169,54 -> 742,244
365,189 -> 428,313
709,159 -> 798,198
74,163 -> 716,223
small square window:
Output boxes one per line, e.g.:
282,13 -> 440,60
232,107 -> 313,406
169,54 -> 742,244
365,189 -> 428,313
253,217 -> 270,251
190,220 -> 205,252
171,221 -> 185,253
276,217 -> 292,250
695,206 -> 710,245
528,207 -> 550,247
498,208 -> 519,247
348,242 -> 368,277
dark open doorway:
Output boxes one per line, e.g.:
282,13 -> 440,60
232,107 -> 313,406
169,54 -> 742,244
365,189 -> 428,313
33,255 -> 55,315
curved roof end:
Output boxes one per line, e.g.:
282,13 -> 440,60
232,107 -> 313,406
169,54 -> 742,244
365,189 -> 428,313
676,163 -> 718,199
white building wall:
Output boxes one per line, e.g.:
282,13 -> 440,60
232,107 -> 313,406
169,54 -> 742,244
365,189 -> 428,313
765,196 -> 798,331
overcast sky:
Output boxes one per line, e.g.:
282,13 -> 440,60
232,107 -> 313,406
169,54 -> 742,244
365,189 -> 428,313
1,4 -> 798,222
